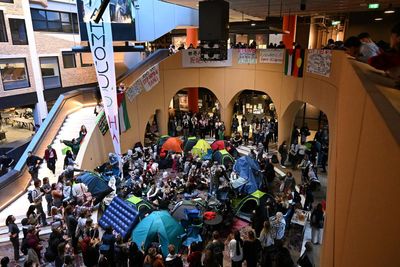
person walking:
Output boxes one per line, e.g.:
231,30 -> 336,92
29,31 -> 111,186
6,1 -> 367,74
41,177 -> 53,216
6,215 -> 25,263
228,230 -> 244,267
310,203 -> 324,245
26,151 -> 42,182
44,145 -> 57,175
278,141 -> 288,168
32,180 -> 48,226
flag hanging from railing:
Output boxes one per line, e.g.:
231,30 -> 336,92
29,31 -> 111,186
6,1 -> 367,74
83,0 -> 121,155
117,92 -> 131,133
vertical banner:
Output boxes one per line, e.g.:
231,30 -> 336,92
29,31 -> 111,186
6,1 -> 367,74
84,0 -> 120,155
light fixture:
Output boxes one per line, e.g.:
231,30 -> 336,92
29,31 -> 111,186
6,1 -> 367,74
251,23 -> 256,26
332,20 -> 341,26
368,3 -> 380,9
374,17 -> 383,21
384,4 -> 395,14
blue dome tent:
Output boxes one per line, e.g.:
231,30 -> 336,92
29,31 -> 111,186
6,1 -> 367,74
233,156 -> 263,194
75,171 -> 113,205
131,210 -> 185,256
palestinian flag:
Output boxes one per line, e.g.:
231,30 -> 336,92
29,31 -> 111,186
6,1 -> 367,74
293,49 -> 305,77
117,92 -> 131,133
284,49 -> 305,77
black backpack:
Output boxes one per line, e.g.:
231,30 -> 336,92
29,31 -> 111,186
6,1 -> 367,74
27,190 -> 34,203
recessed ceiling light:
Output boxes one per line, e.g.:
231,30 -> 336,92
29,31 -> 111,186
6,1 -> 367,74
374,17 -> 383,21
384,4 -> 395,13
251,23 -> 256,26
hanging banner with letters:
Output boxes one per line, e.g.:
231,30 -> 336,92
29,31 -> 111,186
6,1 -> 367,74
141,64 -> 160,92
259,49 -> 284,64
83,0 -> 120,155
306,49 -> 332,77
182,49 -> 233,68
238,49 -> 257,64
126,79 -> 143,102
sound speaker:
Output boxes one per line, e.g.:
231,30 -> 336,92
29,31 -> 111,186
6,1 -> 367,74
199,0 -> 230,41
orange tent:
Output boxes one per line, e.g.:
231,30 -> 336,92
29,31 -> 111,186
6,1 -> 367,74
161,137 -> 183,153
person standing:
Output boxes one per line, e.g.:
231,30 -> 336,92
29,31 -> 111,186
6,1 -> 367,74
229,230 -> 244,267
278,141 -> 288,168
243,230 -> 261,267
44,145 -> 57,175
259,221 -> 274,267
205,231 -> 224,267
6,215 -> 25,263
41,177 -> 53,216
242,121 -> 250,145
32,180 -> 48,226
26,151 -> 42,182
310,203 -> 324,245
231,115 -> 239,133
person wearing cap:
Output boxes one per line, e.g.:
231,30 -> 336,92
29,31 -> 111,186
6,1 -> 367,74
44,144 -> 57,175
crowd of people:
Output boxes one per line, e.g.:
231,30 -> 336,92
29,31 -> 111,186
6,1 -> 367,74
1,111 -> 328,267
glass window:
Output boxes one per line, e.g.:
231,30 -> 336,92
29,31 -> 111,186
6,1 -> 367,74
0,11 -> 7,42
31,9 -> 46,21
62,52 -> 76,68
60,13 -> 70,22
40,57 -> 61,89
31,9 -> 79,34
9,19 -> 28,45
80,53 -> 93,67
0,58 -> 30,90
46,11 -> 60,22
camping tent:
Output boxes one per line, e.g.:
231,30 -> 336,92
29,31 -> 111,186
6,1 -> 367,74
191,139 -> 211,158
233,156 -> 263,194
132,210 -> 185,256
211,140 -> 229,151
213,149 -> 235,167
184,137 -> 198,152
161,137 -> 183,153
99,197 -> 139,240
171,200 -> 203,221
75,171 -> 113,205
157,135 -> 170,148
234,190 -> 276,222
126,196 -> 153,218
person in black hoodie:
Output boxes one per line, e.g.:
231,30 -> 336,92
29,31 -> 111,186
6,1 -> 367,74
128,242 -> 144,267
243,230 -> 262,267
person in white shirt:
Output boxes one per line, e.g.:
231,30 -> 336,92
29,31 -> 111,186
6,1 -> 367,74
229,230 -> 244,267
72,182 -> 88,203
358,32 -> 380,63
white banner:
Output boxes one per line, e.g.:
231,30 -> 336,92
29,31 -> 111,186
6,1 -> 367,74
306,49 -> 332,77
141,64 -> 160,92
182,49 -> 233,68
126,79 -> 143,102
259,49 -> 284,64
84,0 -> 120,155
238,49 -> 257,64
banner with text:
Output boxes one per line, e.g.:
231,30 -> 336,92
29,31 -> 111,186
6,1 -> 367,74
182,49 -> 233,68
126,79 -> 144,102
306,49 -> 332,77
259,49 -> 284,64
238,49 -> 257,64
141,64 -> 160,92
84,0 -> 120,155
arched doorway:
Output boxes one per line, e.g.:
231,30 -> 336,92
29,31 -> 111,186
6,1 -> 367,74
228,89 -> 277,149
167,87 -> 221,139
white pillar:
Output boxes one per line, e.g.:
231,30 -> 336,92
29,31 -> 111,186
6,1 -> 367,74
22,0 -> 48,124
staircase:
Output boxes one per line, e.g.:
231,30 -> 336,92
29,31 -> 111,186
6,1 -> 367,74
0,107 -> 97,242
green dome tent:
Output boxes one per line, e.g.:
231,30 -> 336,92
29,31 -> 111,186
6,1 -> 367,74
191,139 -> 212,158
213,149 -> 235,167
126,196 -> 153,219
184,137 -> 198,152
131,210 -> 185,256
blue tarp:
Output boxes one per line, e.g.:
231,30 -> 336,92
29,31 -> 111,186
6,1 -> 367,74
233,156 -> 263,194
99,197 -> 139,240
75,171 -> 113,205
132,210 -> 185,256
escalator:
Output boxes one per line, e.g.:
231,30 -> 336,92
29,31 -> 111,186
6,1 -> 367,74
0,49 -> 170,213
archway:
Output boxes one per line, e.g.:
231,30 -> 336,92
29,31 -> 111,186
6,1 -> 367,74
227,89 -> 278,149
167,87 -> 221,138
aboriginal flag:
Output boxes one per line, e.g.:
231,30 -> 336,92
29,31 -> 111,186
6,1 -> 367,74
284,49 -> 305,77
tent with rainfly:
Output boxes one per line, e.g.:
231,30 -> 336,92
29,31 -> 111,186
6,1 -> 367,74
191,139 -> 212,158
184,137 -> 198,152
161,137 -> 183,153
75,171 -> 113,205
233,156 -> 263,194
213,149 -> 235,167
132,210 -> 185,257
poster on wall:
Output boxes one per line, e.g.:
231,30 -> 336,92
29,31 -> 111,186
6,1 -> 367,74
306,49 -> 332,77
182,49 -> 233,68
126,79 -> 143,102
97,111 -> 109,136
77,0 -> 136,41
259,49 -> 284,64
238,49 -> 257,64
84,0 -> 120,155
141,64 -> 160,92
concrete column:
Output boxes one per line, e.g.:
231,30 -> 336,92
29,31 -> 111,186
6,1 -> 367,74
186,28 -> 198,48
308,17 -> 318,49
282,15 -> 297,49
22,0 -> 48,125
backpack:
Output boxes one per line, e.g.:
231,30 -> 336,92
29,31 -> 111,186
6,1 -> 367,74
27,190 -> 34,203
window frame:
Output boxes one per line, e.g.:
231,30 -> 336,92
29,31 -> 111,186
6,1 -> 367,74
8,18 -> 28,45
0,0 -> 14,3
0,58 -> 31,91
39,56 -> 62,90
62,52 -> 76,69
31,8 -> 79,34
0,10 -> 8,43
79,53 -> 93,67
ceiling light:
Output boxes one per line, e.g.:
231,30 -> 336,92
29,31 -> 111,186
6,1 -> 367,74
374,17 -> 383,21
368,3 -> 380,9
384,4 -> 395,13
251,23 -> 256,26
